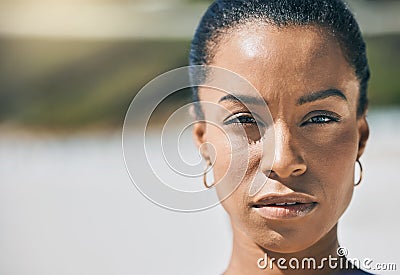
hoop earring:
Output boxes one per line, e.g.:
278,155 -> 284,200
203,159 -> 216,189
354,159 -> 363,186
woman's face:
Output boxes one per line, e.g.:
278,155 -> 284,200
194,24 -> 369,253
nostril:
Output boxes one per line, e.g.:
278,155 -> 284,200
292,167 -> 307,176
264,166 -> 307,179
262,169 -> 274,178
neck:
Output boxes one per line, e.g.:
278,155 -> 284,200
224,224 -> 348,275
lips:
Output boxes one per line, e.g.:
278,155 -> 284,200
251,193 -> 318,220
253,202 -> 304,207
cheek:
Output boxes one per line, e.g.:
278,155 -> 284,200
206,123 -> 261,184
209,139 -> 263,220
205,124 -> 232,181
217,146 -> 263,229
305,123 -> 359,219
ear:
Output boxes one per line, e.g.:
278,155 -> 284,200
357,116 -> 370,159
193,121 -> 209,160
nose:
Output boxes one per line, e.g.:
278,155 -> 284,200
261,121 -> 307,179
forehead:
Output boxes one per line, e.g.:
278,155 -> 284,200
208,23 -> 358,100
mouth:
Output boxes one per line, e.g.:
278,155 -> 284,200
251,193 -> 318,220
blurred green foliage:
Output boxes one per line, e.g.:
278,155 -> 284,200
0,35 -> 398,130
0,38 -> 191,129
366,35 -> 400,107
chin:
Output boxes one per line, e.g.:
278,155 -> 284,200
243,214 -> 330,254
252,229 -> 320,254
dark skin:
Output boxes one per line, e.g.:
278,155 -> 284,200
193,23 -> 370,274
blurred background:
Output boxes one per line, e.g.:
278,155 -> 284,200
0,0 -> 399,274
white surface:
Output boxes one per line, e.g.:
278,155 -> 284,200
1,108 -> 399,275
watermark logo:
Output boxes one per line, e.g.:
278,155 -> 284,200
336,246 -> 348,257
257,246 -> 397,272
122,65 -> 275,212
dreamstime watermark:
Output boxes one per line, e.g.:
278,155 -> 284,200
257,247 -> 397,272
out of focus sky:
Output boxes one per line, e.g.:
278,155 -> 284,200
0,0 -> 399,39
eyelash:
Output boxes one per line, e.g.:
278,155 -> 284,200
302,111 -> 341,126
223,113 -> 265,127
223,112 -> 340,127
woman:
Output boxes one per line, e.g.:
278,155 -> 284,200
190,0 -> 371,274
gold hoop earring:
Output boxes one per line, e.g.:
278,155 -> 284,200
203,159 -> 216,189
354,159 -> 363,186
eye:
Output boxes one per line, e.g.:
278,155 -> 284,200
223,112 -> 266,143
307,115 -> 334,124
224,113 -> 258,125
223,113 -> 266,127
302,111 -> 341,126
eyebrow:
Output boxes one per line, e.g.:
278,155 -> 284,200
218,88 -> 347,106
218,94 -> 265,105
296,89 -> 347,105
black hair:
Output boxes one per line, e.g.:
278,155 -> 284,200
189,0 -> 370,119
